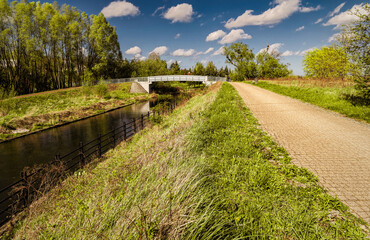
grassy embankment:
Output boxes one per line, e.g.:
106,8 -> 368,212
252,80 -> 370,123
0,83 -> 152,141
4,83 -> 368,239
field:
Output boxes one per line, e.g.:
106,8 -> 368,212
0,83 -> 152,141
251,79 -> 370,123
3,83 -> 367,239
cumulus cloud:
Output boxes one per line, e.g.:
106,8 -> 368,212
219,29 -> 252,44
323,4 -> 365,29
101,1 -> 140,18
150,46 -> 168,56
225,0 -> 300,28
296,26 -> 304,31
206,30 -> 227,42
152,6 -> 165,16
212,46 -> 225,56
125,46 -> 142,55
329,2 -> 346,17
315,18 -> 323,24
174,33 -> 181,39
197,48 -> 214,55
281,50 -> 301,56
163,3 -> 194,23
258,43 -> 283,55
299,5 -> 321,13
172,49 -> 196,57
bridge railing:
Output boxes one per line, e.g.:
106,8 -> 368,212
103,75 -> 226,84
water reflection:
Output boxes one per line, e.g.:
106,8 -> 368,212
0,101 -> 150,189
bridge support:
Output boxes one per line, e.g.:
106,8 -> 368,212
130,82 -> 151,93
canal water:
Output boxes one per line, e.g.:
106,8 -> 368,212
0,101 -> 151,190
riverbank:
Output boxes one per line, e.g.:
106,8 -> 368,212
0,83 -> 156,141
251,80 -> 370,123
3,83 -> 367,239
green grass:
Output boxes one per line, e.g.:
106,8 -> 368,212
4,83 -> 368,239
252,81 -> 370,123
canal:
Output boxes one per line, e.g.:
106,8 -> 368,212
0,101 -> 151,190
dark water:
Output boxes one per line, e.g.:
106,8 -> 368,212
0,101 -> 151,190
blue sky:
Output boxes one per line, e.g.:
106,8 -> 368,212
40,0 -> 365,75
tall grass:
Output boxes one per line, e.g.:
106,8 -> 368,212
253,81 -> 370,123
4,83 -> 367,239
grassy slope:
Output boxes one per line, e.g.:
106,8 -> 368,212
0,83 -> 151,140
5,83 -> 367,239
253,81 -> 370,123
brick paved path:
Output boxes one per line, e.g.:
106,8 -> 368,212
231,82 -> 370,223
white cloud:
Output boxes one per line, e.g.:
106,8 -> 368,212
172,49 -> 196,57
329,2 -> 346,17
163,3 -> 194,23
300,47 -> 317,55
281,50 -> 294,57
167,59 -> 182,66
328,33 -> 341,42
225,0 -> 300,28
175,33 -> 181,39
139,56 -> 147,61
201,60 -> 208,65
281,50 -> 301,56
197,48 -> 214,55
101,1 -> 140,18
150,46 -> 168,56
219,29 -> 252,44
258,43 -> 283,55
152,6 -> 165,16
296,26 -> 304,31
125,46 -> 142,55
299,5 -> 321,13
324,4 -> 365,29
212,46 -> 225,56
206,30 -> 226,42
315,18 -> 323,24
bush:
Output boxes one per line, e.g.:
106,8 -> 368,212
94,82 -> 108,98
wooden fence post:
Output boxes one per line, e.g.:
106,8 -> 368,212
141,114 -> 144,130
98,134 -> 102,157
123,121 -> 127,140
113,128 -> 116,147
21,171 -> 28,206
79,142 -> 85,165
133,118 -> 137,133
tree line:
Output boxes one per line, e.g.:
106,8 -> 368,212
0,0 -> 123,96
0,0 -> 230,97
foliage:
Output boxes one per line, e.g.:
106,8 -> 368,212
0,0 -> 122,96
224,42 -> 257,79
169,61 -> 181,75
225,42 -> 291,80
94,82 -> 108,98
204,61 -> 217,76
193,62 -> 205,75
256,51 -> 291,78
337,3 -> 369,100
303,46 -> 351,79
254,81 -> 370,122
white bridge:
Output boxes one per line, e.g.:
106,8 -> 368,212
103,75 -> 227,93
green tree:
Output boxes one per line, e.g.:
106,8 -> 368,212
256,51 -> 291,78
205,61 -> 217,76
193,62 -> 205,75
303,46 -> 350,79
169,61 -> 181,75
224,42 -> 257,80
337,3 -> 369,100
